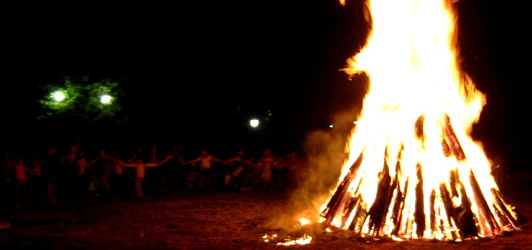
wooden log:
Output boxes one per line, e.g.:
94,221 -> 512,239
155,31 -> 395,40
429,189 -> 436,234
414,163 -> 425,238
442,114 -> 465,161
323,186 -> 350,224
415,115 -> 425,142
439,183 -> 458,229
441,140 -> 451,157
386,147 -> 403,232
469,170 -> 500,234
449,170 -> 459,198
392,177 -> 409,236
348,202 -> 368,233
342,196 -> 360,227
457,181 -> 479,238
440,115 -> 485,237
439,182 -> 470,240
321,150 -> 365,221
381,170 -> 399,235
367,163 -> 393,235
492,189 -> 525,226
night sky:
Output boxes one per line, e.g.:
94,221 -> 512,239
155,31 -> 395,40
2,0 -> 530,167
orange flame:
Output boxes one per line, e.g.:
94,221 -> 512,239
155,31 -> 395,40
298,218 -> 311,226
263,233 -> 312,246
320,0 -> 522,241
276,234 -> 312,246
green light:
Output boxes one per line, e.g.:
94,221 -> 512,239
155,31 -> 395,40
53,91 -> 65,102
100,94 -> 112,104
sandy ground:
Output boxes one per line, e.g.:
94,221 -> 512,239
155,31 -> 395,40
1,171 -> 531,250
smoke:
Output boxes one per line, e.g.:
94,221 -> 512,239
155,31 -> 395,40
264,108 -> 360,232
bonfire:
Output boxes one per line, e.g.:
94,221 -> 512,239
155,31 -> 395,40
319,0 -> 525,241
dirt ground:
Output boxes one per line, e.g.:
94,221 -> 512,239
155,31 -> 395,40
1,171 -> 531,250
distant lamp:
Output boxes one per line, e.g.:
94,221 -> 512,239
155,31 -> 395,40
250,119 -> 260,128
100,94 -> 112,104
329,124 -> 334,128
52,91 -> 66,102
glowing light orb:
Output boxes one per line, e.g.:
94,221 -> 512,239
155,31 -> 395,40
100,94 -> 112,104
53,91 -> 65,102
250,119 -> 259,128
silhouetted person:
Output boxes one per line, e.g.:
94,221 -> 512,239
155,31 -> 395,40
14,157 -> 34,208
28,154 -> 43,204
146,144 -> 162,192
278,151 -> 305,189
40,146 -> 60,204
75,149 -> 98,198
92,149 -> 118,196
163,146 -> 186,191
122,155 -> 174,197
183,149 -> 223,192
224,149 -> 253,192
110,154 -> 126,196
256,148 -> 277,190
58,145 -> 79,200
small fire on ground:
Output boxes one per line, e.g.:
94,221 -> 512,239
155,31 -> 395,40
263,234 -> 313,246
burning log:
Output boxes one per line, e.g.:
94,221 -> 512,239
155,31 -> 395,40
366,162 -> 394,235
492,189 -> 527,226
319,112 -> 524,240
469,170 -> 499,234
321,151 -> 364,223
348,200 -> 367,232
439,175 -> 477,239
439,113 -> 524,237
390,177 -> 408,236
414,163 -> 425,238
441,114 -> 465,161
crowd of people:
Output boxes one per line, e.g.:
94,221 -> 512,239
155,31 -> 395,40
0,137 -> 308,210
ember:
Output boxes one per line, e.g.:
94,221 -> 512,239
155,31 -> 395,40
319,0 -> 525,241
263,233 -> 313,246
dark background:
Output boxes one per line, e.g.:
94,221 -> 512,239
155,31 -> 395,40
1,0 -> 529,167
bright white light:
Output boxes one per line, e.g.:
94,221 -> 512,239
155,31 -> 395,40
100,94 -> 112,104
250,119 -> 259,128
353,121 -> 358,124
329,124 -> 334,128
53,91 -> 65,102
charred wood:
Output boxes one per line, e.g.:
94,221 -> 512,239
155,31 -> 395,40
321,152 -> 364,221
415,163 -> 425,238
470,170 -> 499,234
367,162 -> 393,235
442,114 -> 465,161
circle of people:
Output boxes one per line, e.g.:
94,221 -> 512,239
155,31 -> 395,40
2,142 -> 307,208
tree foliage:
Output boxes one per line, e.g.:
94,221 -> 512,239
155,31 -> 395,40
38,76 -> 125,123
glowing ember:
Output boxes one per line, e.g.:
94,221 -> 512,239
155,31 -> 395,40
263,233 -> 313,246
320,0 -> 524,241
263,234 -> 277,243
276,234 -> 312,246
